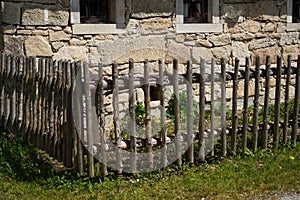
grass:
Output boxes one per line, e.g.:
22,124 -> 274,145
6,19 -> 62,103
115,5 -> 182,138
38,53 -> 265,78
0,130 -> 300,200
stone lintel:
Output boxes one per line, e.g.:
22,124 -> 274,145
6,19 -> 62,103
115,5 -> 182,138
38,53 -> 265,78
176,24 -> 223,33
72,24 -> 126,35
287,23 -> 300,32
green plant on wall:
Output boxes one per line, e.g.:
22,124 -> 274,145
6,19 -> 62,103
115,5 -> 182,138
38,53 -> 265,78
118,102 -> 162,140
166,92 -> 199,130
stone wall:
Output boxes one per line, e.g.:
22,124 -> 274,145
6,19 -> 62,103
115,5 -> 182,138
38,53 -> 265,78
0,0 -> 298,131
1,0 -> 299,66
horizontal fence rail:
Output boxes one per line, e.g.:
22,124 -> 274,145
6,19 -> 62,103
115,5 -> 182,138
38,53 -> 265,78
0,53 -> 299,177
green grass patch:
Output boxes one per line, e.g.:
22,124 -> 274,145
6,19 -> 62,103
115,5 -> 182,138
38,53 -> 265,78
0,129 -> 300,199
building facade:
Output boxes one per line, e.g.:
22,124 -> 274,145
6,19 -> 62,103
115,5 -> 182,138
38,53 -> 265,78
0,0 -> 300,67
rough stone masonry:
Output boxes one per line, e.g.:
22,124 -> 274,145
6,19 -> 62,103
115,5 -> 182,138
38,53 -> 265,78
0,0 -> 298,131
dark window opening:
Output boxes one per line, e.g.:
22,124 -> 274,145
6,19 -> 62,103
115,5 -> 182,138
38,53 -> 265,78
293,0 -> 300,23
150,85 -> 161,101
80,0 -> 110,23
184,0 -> 208,23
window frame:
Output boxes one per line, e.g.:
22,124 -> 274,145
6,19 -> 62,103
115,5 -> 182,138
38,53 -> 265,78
176,0 -> 222,33
70,0 -> 126,34
287,0 -> 300,31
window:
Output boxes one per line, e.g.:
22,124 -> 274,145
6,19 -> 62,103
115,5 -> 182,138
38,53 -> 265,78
80,0 -> 110,23
70,0 -> 125,34
293,0 -> 300,22
287,0 -> 300,31
176,0 -> 222,33
184,0 -> 208,23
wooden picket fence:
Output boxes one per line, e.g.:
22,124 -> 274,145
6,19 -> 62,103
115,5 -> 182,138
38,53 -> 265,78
0,52 -> 299,177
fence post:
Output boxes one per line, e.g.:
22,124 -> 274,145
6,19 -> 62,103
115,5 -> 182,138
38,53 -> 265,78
47,59 -> 54,156
97,61 -> 107,176
23,57 -> 30,142
10,56 -> 17,133
283,55 -> 292,144
159,59 -> 167,167
4,55 -> 11,127
30,57 -> 37,146
252,56 -> 261,153
129,58 -> 137,173
291,55 -> 300,146
0,54 -> 4,123
144,60 -> 153,169
65,61 -> 73,167
83,61 -> 95,178
242,57 -> 250,153
273,55 -> 282,149
209,58 -> 215,156
231,57 -> 239,155
73,61 -> 84,175
186,60 -> 194,163
221,58 -> 227,157
198,58 -> 206,160
262,56 -> 271,149
112,61 -> 122,174
55,60 -> 63,161
173,59 -> 182,166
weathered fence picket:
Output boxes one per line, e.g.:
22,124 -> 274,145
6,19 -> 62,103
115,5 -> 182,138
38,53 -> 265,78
231,57 -> 239,155
242,57 -> 250,153
198,58 -> 206,160
187,60 -> 194,162
173,59 -> 181,165
252,57 -> 261,153
292,56 -> 300,146
0,52 -> 299,177
273,56 -> 282,149
144,60 -> 153,169
209,58 -> 215,157
112,62 -> 122,174
283,55 -> 292,144
220,58 -> 227,157
129,59 -> 137,173
159,59 -> 167,168
262,56 -> 271,149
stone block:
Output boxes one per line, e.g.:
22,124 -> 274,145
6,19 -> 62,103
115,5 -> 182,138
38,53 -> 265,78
208,34 -> 231,47
231,33 -> 255,41
2,2 -> 21,25
2,25 -> 17,34
140,18 -> 172,33
3,35 -> 24,55
262,22 -> 276,33
248,38 -> 276,50
211,45 -> 232,61
22,5 -> 46,25
239,20 -> 261,33
251,46 -> 281,65
53,46 -> 87,61
232,41 -> 250,65
279,32 -> 299,46
283,45 -> 300,61
192,47 -> 213,63
49,31 -> 71,42
22,5 -> 68,26
25,36 -> 52,57
166,40 -> 191,64
98,35 -> 166,65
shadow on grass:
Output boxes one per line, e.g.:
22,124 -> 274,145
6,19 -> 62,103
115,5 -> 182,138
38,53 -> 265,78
0,127 -> 55,182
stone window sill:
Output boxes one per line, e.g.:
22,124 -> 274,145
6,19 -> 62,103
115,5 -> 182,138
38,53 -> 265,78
176,23 -> 222,33
287,23 -> 300,31
72,24 -> 126,35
